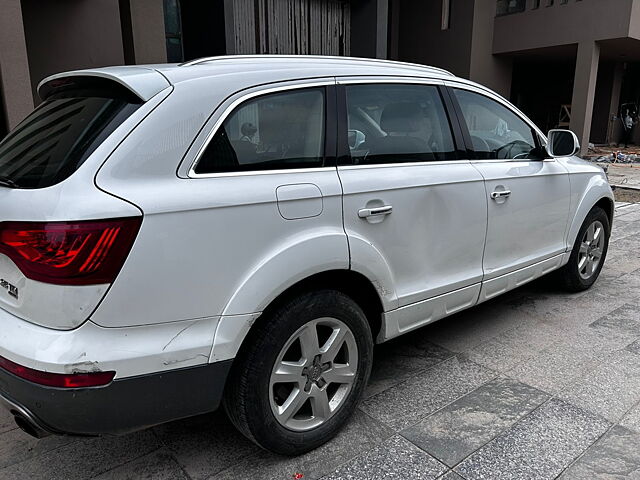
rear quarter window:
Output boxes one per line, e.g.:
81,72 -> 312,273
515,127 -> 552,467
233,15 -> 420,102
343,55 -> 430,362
193,87 -> 326,174
0,78 -> 142,189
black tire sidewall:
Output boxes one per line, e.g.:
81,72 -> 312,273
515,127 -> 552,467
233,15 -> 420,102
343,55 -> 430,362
564,206 -> 610,290
228,290 -> 373,455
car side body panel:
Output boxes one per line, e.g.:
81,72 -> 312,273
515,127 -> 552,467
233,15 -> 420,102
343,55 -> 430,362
93,79 -> 349,328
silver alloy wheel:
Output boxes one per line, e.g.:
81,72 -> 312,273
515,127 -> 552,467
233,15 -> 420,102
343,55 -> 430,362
578,220 -> 605,280
269,317 -> 358,432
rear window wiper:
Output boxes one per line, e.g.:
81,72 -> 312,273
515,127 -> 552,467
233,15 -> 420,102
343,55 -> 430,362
0,176 -> 20,188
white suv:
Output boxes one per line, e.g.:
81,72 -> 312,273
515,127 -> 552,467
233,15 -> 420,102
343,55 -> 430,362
0,56 -> 613,455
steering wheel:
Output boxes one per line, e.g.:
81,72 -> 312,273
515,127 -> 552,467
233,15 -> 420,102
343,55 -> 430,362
470,135 -> 491,153
495,140 -> 533,159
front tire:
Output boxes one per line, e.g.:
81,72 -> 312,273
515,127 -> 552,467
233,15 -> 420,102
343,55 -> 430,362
223,290 -> 373,455
558,206 -> 610,292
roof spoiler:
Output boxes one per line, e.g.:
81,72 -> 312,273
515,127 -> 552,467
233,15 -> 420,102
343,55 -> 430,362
38,66 -> 171,102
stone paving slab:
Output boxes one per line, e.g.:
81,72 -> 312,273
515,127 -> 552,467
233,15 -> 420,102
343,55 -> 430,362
559,425 -> 640,479
0,430 -> 160,480
0,407 -> 15,435
439,472 -> 466,480
455,399 -> 611,480
365,338 -> 453,399
559,350 -> 640,423
1,205 -> 639,479
360,356 -> 496,431
506,321 -> 633,395
92,450 -> 190,480
152,411 -> 259,480
321,435 -> 447,480
424,298 -> 536,353
402,376 -> 549,467
620,403 -> 640,434
589,302 -> 640,341
0,428 -> 76,470
464,319 -> 560,373
210,410 -> 393,480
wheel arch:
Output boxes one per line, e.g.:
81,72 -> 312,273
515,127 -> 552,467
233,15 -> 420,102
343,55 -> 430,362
566,177 -> 615,250
259,269 -> 384,341
217,269 -> 385,369
594,196 -> 614,226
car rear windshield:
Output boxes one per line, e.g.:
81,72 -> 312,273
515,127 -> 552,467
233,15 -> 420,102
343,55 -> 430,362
0,78 -> 142,189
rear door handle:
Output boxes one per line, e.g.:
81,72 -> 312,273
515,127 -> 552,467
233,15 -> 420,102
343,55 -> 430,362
490,190 -> 511,200
358,205 -> 393,218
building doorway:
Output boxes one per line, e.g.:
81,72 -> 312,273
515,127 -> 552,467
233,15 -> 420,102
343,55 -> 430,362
510,56 -> 576,134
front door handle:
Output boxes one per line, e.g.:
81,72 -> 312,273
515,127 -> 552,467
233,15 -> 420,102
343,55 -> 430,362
358,205 -> 393,218
490,190 -> 511,200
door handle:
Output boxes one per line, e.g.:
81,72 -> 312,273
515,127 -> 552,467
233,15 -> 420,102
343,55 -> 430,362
358,205 -> 393,218
490,190 -> 511,200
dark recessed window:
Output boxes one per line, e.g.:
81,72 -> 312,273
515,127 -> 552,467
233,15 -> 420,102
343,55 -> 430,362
533,0 -> 541,8
164,0 -> 184,63
496,0 -> 527,16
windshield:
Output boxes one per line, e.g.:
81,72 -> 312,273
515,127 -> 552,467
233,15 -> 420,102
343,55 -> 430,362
0,82 -> 141,189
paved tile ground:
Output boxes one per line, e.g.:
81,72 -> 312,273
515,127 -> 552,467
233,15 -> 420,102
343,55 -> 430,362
2,202 -> 640,480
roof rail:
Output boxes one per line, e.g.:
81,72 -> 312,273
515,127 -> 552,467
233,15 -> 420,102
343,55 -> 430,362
179,54 -> 454,76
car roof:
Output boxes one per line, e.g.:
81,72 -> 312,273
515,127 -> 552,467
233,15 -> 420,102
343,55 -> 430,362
39,55 -> 465,102
159,55 -> 455,82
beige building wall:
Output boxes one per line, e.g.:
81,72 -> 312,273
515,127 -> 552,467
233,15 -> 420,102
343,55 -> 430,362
120,0 -> 167,64
469,0 -> 512,98
493,0 -> 636,53
0,0 -> 33,130
21,0 -> 125,104
396,0 -> 475,79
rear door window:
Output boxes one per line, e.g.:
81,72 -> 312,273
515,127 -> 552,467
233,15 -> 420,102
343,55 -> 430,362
193,87 -> 325,174
344,83 -> 457,165
0,79 -> 142,189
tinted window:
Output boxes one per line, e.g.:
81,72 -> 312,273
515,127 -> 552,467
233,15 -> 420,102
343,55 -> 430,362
345,84 -> 456,165
496,0 -> 526,15
195,88 -> 325,174
0,83 -> 141,189
164,0 -> 184,62
453,89 -> 537,160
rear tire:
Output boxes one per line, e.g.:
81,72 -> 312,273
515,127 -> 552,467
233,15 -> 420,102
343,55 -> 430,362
223,290 -> 373,455
558,206 -> 610,292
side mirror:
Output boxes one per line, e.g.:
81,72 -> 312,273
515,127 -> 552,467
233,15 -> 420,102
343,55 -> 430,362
546,129 -> 580,157
348,129 -> 365,150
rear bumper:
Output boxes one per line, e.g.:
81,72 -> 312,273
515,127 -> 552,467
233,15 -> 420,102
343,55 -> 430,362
0,359 -> 232,436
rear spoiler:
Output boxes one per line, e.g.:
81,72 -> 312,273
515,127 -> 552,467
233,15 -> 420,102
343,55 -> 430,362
38,66 -> 171,102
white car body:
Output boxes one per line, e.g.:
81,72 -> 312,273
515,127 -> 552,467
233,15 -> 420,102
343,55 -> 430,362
0,56 -> 613,438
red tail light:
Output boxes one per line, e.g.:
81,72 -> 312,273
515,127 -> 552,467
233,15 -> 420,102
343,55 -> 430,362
0,355 -> 115,388
0,217 -> 141,286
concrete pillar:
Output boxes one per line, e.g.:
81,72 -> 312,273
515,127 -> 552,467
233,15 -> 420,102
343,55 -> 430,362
375,0 -> 389,59
570,41 -> 600,154
223,0 -> 237,55
0,0 -> 34,130
120,0 -> 168,64
470,0 -> 513,98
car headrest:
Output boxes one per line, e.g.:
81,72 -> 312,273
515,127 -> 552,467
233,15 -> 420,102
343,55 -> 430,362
380,102 -> 422,133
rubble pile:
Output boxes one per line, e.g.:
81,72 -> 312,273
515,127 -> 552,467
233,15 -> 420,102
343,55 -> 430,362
582,145 -> 640,164
591,152 -> 639,163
